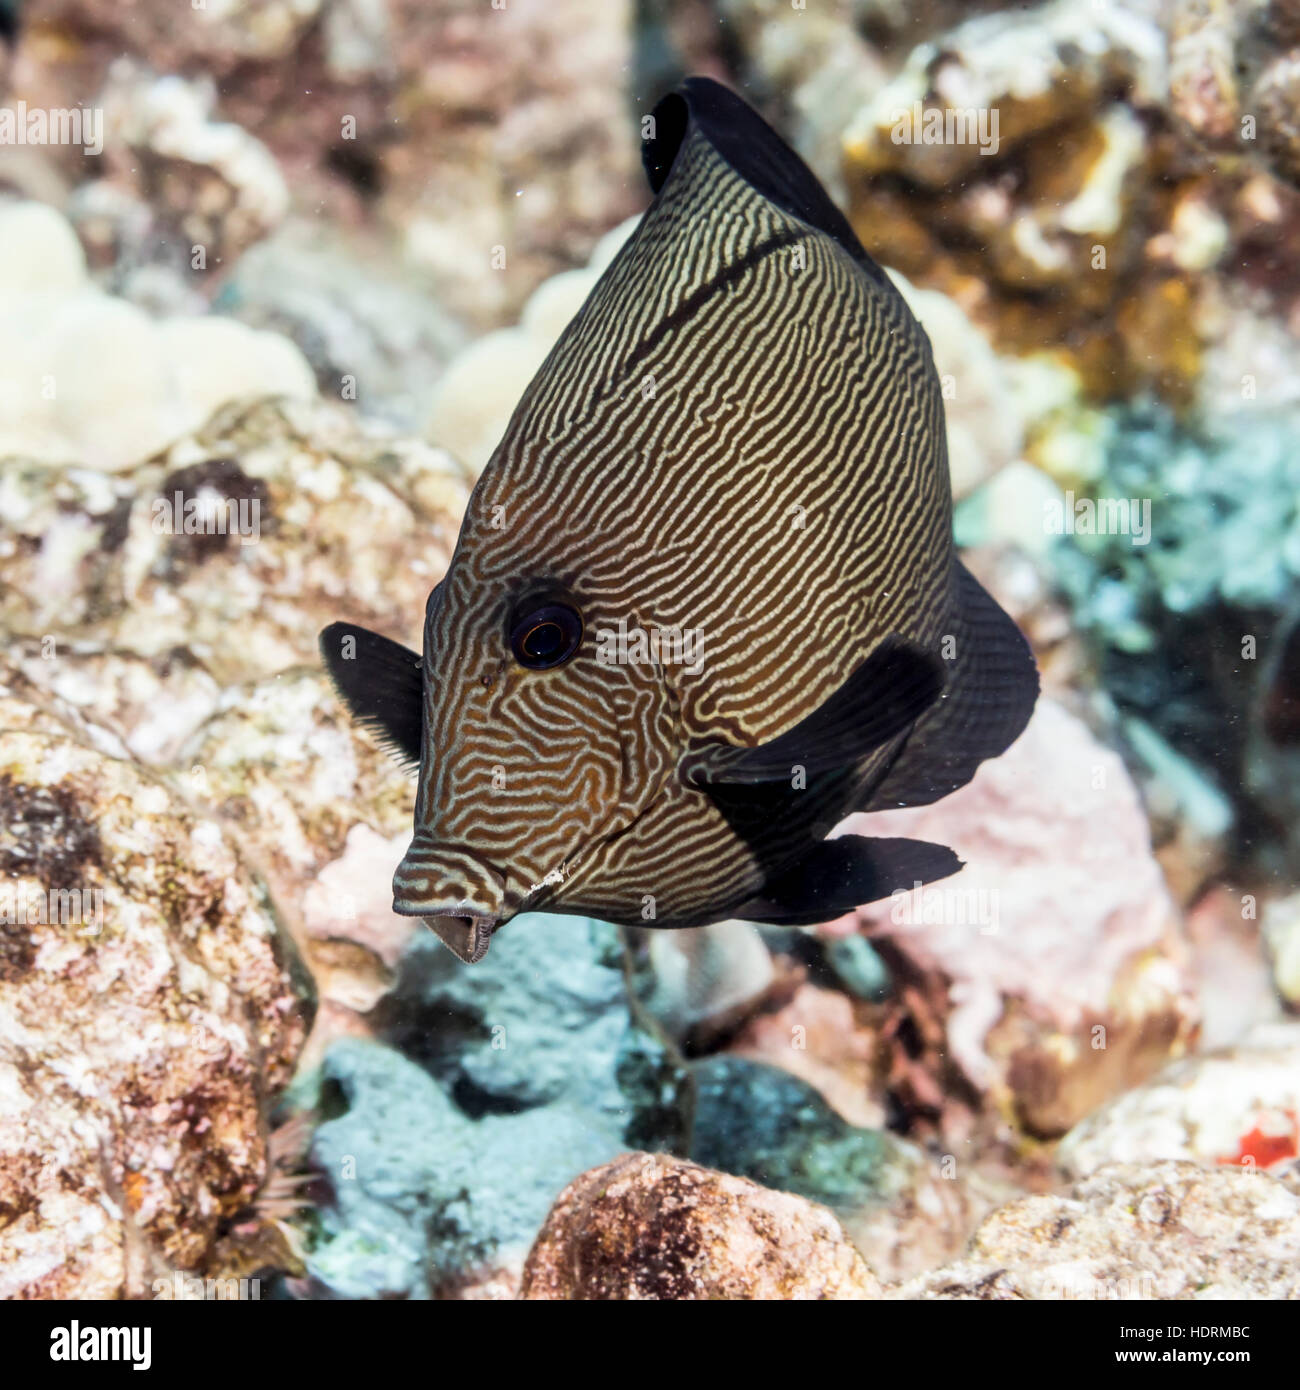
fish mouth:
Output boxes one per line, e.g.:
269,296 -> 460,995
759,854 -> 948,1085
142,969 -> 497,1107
418,912 -> 498,965
392,838 -> 508,963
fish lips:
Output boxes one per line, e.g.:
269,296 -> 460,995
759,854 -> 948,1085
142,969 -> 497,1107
417,912 -> 498,965
392,840 -> 509,964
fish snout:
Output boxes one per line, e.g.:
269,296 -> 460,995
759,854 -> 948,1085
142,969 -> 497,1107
393,838 -> 506,917
393,839 -> 508,962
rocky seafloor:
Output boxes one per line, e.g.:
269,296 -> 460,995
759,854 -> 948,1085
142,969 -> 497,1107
1,0 -> 1299,1300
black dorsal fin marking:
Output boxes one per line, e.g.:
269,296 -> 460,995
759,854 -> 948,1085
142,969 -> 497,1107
734,834 -> 963,925
319,621 -> 423,772
682,636 -> 944,787
642,76 -> 895,292
865,561 -> 1039,810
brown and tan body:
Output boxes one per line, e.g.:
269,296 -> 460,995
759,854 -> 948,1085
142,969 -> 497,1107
321,79 -> 1038,962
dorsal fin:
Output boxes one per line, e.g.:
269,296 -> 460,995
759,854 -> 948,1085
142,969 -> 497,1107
319,621 -> 423,772
642,76 -> 896,292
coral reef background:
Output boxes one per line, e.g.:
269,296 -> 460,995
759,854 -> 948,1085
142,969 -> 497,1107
1,0 -> 1298,1300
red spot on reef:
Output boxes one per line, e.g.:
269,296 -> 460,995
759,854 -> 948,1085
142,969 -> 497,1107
1217,1109 -> 1298,1169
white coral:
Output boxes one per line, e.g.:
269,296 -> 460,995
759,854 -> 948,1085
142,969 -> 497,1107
0,201 -> 316,472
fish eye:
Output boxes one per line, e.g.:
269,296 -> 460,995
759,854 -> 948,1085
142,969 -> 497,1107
508,598 -> 583,670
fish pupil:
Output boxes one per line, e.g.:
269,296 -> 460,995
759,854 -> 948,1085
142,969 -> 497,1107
524,622 -> 563,659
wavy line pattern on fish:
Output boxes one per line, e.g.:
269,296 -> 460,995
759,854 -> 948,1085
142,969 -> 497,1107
320,77 -> 1039,962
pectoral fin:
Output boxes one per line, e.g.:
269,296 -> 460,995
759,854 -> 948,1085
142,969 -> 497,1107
864,561 -> 1038,810
734,834 -> 962,925
682,636 -> 943,787
319,621 -> 423,772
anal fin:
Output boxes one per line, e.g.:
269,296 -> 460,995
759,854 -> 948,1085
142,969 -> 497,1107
734,834 -> 963,926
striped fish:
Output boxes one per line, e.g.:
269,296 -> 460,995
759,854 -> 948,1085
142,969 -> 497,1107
321,77 -> 1038,963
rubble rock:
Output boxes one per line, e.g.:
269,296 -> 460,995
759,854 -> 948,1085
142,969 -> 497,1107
0,396 -> 469,684
0,707 -> 310,1298
306,918 -> 690,1298
1058,1022 -> 1300,1177
893,1160 -> 1300,1299
19,0 -> 643,324
726,982 -> 884,1129
178,668 -> 416,1020
2,639 -> 223,768
850,697 -> 1198,1140
100,67 -> 291,271
829,0 -> 1295,408
690,1056 -> 981,1281
520,1151 -> 880,1300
